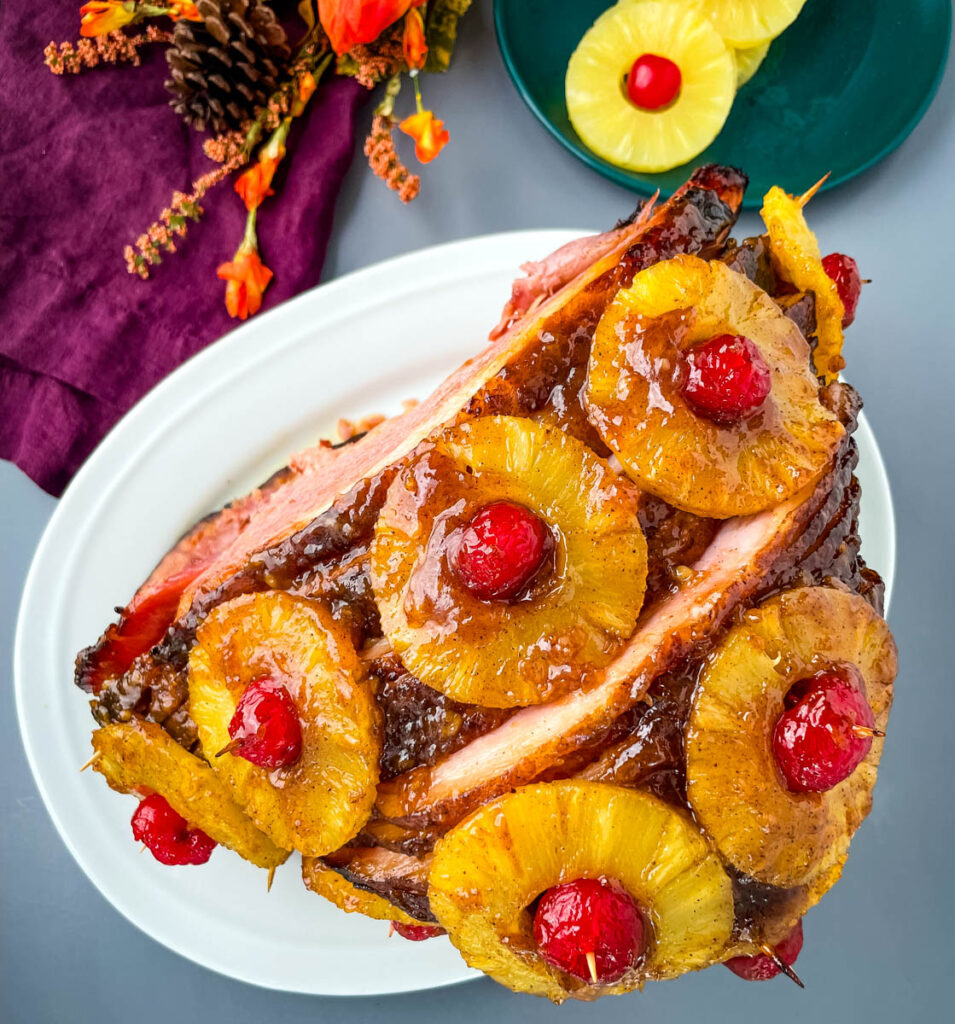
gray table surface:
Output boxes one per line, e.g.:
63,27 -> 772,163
3,3 -> 954,1021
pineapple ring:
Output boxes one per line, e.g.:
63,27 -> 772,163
584,254 -> 844,518
566,1 -> 736,174
188,592 -> 381,857
735,40 -> 770,85
91,719 -> 288,869
761,184 -> 846,382
301,857 -> 427,927
429,781 -> 735,1002
370,416 -> 648,709
686,587 -> 897,891
689,0 -> 806,48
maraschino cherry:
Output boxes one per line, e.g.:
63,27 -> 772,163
533,877 -> 647,984
220,677 -> 303,769
451,501 -> 550,601
773,669 -> 879,793
683,334 -> 772,425
131,793 -> 216,865
725,920 -> 804,982
627,54 -> 682,110
390,922 -> 446,941
822,253 -> 862,327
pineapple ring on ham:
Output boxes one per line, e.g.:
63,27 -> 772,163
91,719 -> 287,870
428,781 -> 734,1002
566,1 -> 736,174
369,416 -> 648,709
188,592 -> 381,857
585,254 -> 844,518
301,857 -> 427,927
686,587 -> 897,892
761,183 -> 847,382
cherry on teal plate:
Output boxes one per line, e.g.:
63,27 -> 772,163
494,0 -> 951,206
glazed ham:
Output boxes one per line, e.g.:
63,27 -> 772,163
75,163 -> 886,933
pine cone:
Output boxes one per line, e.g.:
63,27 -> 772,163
165,0 -> 290,133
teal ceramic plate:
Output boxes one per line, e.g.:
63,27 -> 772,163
494,0 -> 951,206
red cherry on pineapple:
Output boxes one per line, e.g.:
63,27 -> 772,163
627,53 -> 682,110
683,334 -> 772,425
451,501 -> 550,601
131,793 -> 216,866
725,920 -> 804,982
822,253 -> 862,327
390,922 -> 445,941
533,877 -> 646,984
773,669 -> 877,793
224,677 -> 303,769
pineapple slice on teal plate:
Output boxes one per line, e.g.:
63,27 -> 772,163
494,0 -> 952,206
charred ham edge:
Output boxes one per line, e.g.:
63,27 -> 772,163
75,162 -> 748,701
323,846 -> 436,924
375,466 -> 832,830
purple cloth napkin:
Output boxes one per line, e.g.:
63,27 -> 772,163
0,1 -> 365,495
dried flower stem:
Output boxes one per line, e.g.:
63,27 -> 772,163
44,26 -> 171,75
365,105 -> 420,204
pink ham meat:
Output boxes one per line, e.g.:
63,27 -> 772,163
487,200 -> 657,340
74,463 -> 301,693
375,470 -> 832,829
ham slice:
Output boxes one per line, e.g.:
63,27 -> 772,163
75,464 -> 298,692
487,199 -> 657,340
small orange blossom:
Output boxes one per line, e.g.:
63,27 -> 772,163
400,109 -> 448,164
402,8 -> 428,70
79,1 -> 136,37
234,157 -> 280,211
217,212 -> 273,320
168,0 -> 201,20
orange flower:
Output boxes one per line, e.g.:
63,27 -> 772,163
292,70 -> 318,115
299,70 -> 318,103
79,1 -> 136,37
234,156 -> 280,211
318,0 -> 421,55
402,7 -> 427,69
399,109 -> 449,164
217,222 -> 273,320
168,0 -> 201,20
